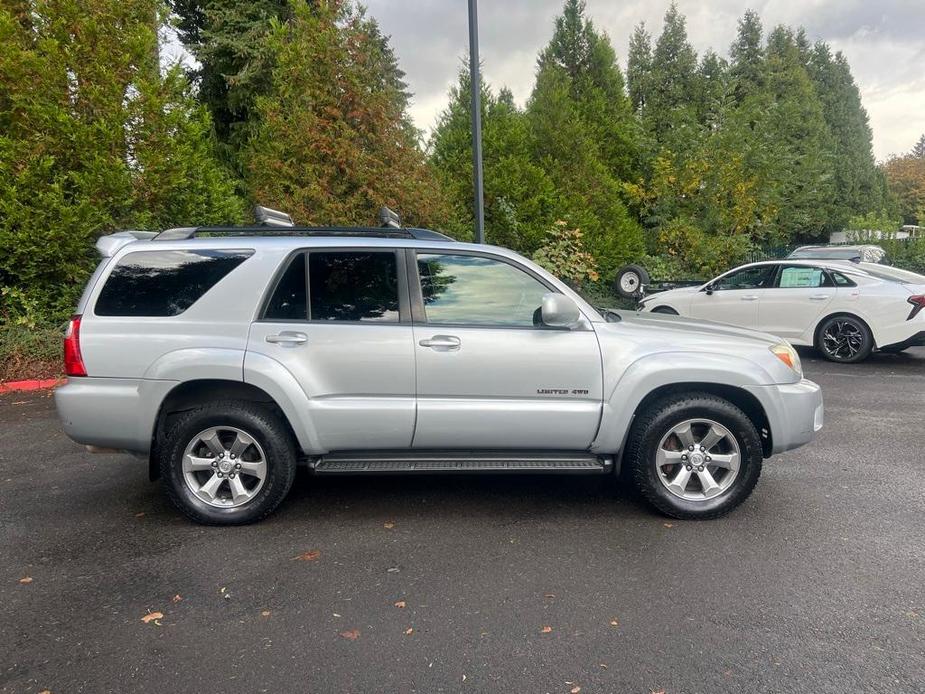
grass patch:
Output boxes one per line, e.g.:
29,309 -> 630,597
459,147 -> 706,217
0,322 -> 63,381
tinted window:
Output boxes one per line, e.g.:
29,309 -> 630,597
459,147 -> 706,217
417,253 -> 550,326
95,249 -> 252,316
308,251 -> 399,322
775,265 -> 832,288
713,266 -> 775,291
264,253 -> 307,320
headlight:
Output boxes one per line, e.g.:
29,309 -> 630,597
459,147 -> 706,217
770,342 -> 802,376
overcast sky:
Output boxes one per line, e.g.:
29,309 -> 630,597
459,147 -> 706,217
360,0 -> 925,161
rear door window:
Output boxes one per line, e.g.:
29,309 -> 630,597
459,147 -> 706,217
308,251 -> 400,322
775,265 -> 833,288
95,249 -> 253,316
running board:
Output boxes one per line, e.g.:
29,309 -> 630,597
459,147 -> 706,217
312,451 -> 611,475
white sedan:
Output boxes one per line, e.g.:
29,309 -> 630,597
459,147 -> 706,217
637,260 -> 925,362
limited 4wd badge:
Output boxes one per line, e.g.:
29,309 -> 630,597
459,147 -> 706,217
537,388 -> 590,395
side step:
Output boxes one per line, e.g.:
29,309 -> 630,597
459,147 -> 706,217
312,451 -> 611,475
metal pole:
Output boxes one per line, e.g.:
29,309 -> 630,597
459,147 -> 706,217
467,0 -> 485,244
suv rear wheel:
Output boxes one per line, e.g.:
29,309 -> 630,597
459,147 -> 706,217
160,400 -> 297,525
625,393 -> 763,519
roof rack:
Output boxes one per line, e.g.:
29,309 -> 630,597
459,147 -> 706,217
152,205 -> 454,242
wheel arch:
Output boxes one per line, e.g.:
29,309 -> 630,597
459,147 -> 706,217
651,305 -> 680,315
149,379 -> 300,481
631,382 -> 772,458
812,311 -> 877,349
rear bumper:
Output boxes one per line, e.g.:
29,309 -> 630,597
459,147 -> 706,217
744,378 -> 824,455
54,377 -> 175,453
879,330 -> 925,351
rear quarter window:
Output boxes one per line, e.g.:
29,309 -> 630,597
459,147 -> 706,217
95,249 -> 253,316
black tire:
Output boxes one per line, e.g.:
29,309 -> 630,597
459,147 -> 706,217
614,264 -> 650,300
159,400 -> 297,525
625,393 -> 763,520
652,306 -> 679,315
815,314 -> 873,363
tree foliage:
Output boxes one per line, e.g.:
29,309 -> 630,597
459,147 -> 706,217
0,0 -> 243,325
882,135 -> 925,225
243,1 -> 447,228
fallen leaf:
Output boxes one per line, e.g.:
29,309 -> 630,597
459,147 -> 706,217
340,629 -> 360,640
135,512 -> 145,518
141,611 -> 163,624
333,613 -> 342,617
610,618 -> 619,627
294,550 -> 321,561
599,664 -> 608,669
394,600 -> 406,608
171,594 -> 182,603
544,593 -> 556,599
651,690 -> 666,694
261,610 -> 271,617
571,687 -> 581,693
541,625 -> 553,634
386,566 -> 400,573
38,690 -> 51,694
663,523 -> 673,528
384,522 -> 395,529
18,576 -> 33,585
404,627 -> 413,635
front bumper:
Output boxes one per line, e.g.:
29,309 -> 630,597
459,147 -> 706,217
744,378 -> 824,455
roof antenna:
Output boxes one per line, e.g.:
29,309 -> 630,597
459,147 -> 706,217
254,205 -> 294,228
379,206 -> 401,229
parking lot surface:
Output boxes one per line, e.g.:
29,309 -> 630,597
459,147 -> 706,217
2,348 -> 924,694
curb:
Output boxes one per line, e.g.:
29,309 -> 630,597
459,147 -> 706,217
0,378 -> 64,394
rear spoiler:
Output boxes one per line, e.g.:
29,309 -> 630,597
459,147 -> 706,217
95,230 -> 158,257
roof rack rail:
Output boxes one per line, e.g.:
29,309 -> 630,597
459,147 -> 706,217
153,225 -> 454,242
151,203 -> 455,242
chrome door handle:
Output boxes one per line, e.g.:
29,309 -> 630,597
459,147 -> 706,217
809,294 -> 830,301
419,335 -> 461,350
740,295 -> 759,301
265,331 -> 308,345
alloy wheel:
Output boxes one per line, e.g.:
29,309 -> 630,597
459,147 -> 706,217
655,418 -> 741,501
182,426 -> 268,508
821,319 -> 864,360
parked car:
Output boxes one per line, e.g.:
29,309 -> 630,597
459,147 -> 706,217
56,208 -> 823,525
787,244 -> 889,265
638,260 -> 925,362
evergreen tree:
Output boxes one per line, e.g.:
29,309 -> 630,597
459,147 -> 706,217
646,2 -> 698,140
430,69 -> 556,249
526,0 -> 644,275
171,0 -> 290,153
729,10 -> 764,103
244,1 -> 447,229
807,42 -> 883,226
911,134 -> 925,159
695,50 -> 729,126
759,26 -> 836,241
0,0 -> 243,324
626,23 -> 652,113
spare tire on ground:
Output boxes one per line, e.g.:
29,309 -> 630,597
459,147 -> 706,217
614,264 -> 650,299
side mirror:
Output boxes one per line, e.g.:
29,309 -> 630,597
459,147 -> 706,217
541,293 -> 581,328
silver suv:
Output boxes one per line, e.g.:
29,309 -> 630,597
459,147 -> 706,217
56,209 -> 823,524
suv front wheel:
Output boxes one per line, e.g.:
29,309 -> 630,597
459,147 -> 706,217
160,400 -> 297,525
625,393 -> 763,519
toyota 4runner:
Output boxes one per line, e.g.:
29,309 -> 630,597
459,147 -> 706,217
55,208 -> 824,524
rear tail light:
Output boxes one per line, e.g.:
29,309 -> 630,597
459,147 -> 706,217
64,315 -> 87,377
908,295 -> 925,320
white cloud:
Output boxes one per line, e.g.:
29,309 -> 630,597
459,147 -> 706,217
366,0 -> 925,160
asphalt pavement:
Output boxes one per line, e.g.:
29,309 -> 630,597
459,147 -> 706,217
2,348 -> 924,693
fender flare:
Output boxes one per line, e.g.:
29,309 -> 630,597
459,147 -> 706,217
593,351 -> 778,453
